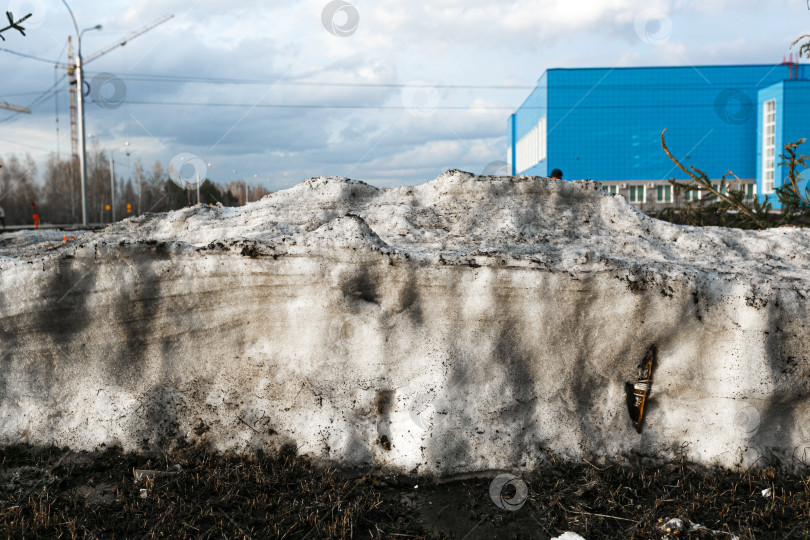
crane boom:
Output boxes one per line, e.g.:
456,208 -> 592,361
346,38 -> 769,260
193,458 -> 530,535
0,101 -> 30,114
84,14 -> 174,65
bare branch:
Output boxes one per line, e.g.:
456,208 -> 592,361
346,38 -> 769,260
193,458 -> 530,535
791,34 -> 810,58
661,128 -> 766,227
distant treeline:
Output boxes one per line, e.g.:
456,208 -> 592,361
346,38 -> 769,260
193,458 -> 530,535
0,149 -> 272,226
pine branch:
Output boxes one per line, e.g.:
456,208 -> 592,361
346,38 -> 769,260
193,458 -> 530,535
660,128 -> 766,228
0,11 -> 32,41
779,138 -> 808,197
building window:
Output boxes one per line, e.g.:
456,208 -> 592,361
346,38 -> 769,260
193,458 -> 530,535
708,183 -> 725,199
762,99 -> 776,194
745,183 -> 756,201
515,116 -> 547,174
629,185 -> 645,203
656,185 -> 672,203
606,184 -> 618,194
685,189 -> 700,202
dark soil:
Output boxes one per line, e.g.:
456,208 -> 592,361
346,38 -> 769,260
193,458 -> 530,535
0,444 -> 808,539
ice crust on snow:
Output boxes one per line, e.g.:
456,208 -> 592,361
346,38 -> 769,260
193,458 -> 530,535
1,170 -> 809,474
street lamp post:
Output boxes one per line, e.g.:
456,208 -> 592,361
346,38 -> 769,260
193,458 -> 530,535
109,142 -> 129,222
62,0 -> 101,226
109,151 -> 115,222
249,174 -> 259,204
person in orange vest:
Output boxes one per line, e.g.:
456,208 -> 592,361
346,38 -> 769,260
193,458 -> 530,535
32,201 -> 39,229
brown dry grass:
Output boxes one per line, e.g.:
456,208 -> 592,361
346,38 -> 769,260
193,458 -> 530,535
0,444 -> 808,539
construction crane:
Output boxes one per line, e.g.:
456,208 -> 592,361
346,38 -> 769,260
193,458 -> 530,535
67,37 -> 78,180
84,14 -> 173,65
63,14 -> 173,178
0,101 -> 30,114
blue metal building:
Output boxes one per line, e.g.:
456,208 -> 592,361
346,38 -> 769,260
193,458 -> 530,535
507,64 -> 809,209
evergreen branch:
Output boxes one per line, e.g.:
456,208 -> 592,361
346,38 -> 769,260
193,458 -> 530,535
660,128 -> 766,228
0,11 -> 32,41
778,138 -> 808,197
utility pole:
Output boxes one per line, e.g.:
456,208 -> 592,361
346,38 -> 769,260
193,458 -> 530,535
63,0 -> 101,226
109,152 -> 115,222
76,32 -> 89,225
62,2 -> 172,225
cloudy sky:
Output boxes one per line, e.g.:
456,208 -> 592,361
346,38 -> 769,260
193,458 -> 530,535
0,0 -> 807,190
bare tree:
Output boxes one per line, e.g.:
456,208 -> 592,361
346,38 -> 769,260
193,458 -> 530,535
0,154 -> 39,225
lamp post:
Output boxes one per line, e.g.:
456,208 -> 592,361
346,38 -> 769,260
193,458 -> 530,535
204,163 -> 212,205
109,142 -> 129,222
62,0 -> 101,226
109,151 -> 115,222
233,169 -> 244,205
249,174 -> 257,203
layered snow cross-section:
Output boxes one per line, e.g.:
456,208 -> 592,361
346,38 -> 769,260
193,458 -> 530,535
1,170 -> 809,474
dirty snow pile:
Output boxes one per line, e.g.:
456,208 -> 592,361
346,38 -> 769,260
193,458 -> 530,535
1,170 -> 809,475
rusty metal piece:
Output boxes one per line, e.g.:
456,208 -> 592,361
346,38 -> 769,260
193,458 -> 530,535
626,345 -> 656,433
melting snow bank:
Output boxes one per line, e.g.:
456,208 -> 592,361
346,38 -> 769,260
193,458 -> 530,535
1,170 -> 810,475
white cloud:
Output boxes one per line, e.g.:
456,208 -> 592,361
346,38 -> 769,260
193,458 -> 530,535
0,0 -> 807,191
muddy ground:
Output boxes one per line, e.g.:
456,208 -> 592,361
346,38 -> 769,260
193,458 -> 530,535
0,444 -> 808,539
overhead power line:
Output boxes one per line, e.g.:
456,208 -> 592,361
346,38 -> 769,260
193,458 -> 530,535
2,85 -> 790,121
112,99 -> 779,110
84,72 -> 537,90
0,89 -> 61,97
0,73 -> 67,124
0,40 -> 70,124
83,71 -> 788,91
117,99 -> 515,109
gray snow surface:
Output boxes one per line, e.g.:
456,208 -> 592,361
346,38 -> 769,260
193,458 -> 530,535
1,170 -> 809,473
